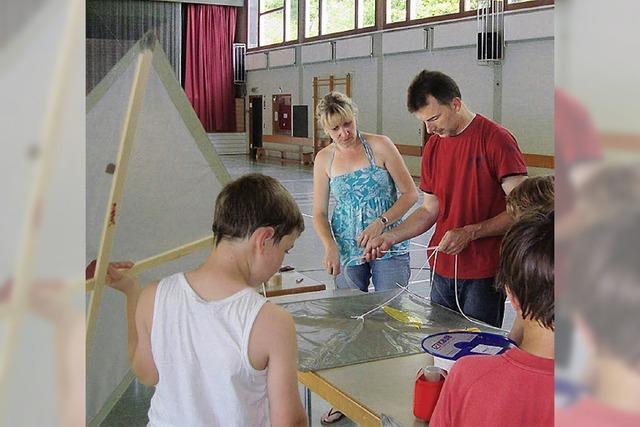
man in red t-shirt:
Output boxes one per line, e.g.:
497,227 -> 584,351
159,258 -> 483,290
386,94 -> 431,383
366,70 -> 527,327
430,211 -> 554,427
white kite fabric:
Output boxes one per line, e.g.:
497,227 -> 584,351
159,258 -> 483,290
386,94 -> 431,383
86,34 -> 230,421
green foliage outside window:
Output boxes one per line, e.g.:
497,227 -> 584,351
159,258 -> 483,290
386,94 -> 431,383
387,0 -> 406,23
261,0 -> 284,13
359,0 -> 375,28
411,0 -> 458,20
306,0 -> 319,37
286,0 -> 299,40
323,0 -> 356,35
260,10 -> 284,45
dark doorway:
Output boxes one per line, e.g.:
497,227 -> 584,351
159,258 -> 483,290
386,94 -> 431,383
249,96 -> 263,160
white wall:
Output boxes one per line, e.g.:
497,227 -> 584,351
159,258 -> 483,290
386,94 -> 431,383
246,7 -> 554,175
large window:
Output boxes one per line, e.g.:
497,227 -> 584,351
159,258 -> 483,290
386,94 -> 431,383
306,0 -> 375,38
257,0 -> 298,47
248,0 -> 552,49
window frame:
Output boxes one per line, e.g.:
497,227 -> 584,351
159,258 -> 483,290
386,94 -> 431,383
247,0 -> 554,52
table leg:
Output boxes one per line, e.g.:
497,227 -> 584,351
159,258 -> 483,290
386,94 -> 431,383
304,386 -> 312,422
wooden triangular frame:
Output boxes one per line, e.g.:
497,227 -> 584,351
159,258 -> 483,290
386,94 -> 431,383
85,32 -> 231,353
0,0 -> 84,414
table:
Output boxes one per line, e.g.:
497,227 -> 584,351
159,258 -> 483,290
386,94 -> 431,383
298,353 -> 433,426
273,289 -> 434,426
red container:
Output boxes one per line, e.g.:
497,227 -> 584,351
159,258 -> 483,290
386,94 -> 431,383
413,369 -> 446,421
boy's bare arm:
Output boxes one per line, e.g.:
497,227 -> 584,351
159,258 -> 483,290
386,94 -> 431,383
105,265 -> 159,386
132,283 -> 159,386
263,305 -> 307,427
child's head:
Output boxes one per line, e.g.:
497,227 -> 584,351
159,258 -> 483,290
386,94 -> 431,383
496,210 -> 554,330
212,174 -> 304,280
506,175 -> 554,219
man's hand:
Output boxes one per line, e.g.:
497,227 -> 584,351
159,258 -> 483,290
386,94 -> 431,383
438,226 -> 476,255
364,232 -> 396,261
105,261 -> 136,294
357,219 -> 385,248
323,246 -> 341,276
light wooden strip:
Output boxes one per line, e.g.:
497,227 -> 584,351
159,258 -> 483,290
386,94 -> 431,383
394,145 -> 554,169
395,144 -> 422,156
85,235 -> 213,292
0,0 -> 84,409
262,134 -> 314,147
601,132 -> 640,151
86,46 -> 153,353
523,153 -> 554,169
298,371 -> 380,427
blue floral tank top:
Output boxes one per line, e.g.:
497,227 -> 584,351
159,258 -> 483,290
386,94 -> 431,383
329,132 -> 409,266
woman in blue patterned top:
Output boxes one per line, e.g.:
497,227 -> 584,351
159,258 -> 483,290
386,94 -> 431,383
312,91 -> 418,293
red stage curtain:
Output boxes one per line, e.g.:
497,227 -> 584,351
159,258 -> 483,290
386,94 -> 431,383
185,4 -> 237,132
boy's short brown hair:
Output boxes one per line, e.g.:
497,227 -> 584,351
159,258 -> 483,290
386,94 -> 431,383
506,175 -> 554,219
212,174 -> 304,246
496,210 -> 554,329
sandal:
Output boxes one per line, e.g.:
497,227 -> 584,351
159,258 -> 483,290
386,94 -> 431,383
320,408 -> 345,424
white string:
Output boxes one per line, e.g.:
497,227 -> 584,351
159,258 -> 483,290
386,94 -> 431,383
427,247 -> 487,328
342,241 -> 490,328
350,288 -> 406,321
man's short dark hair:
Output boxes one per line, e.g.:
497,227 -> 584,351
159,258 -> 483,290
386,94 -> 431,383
407,70 -> 462,113
212,173 -> 304,246
496,210 -> 554,329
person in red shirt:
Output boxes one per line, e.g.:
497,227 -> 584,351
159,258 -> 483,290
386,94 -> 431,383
430,210 -> 554,427
366,70 -> 527,327
556,165 -> 640,427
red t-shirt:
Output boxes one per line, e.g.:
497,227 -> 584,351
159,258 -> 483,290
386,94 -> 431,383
556,397 -> 640,427
554,89 -> 602,218
419,114 -> 527,279
430,347 -> 554,427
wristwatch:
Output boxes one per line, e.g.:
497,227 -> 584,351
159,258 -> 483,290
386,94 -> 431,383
379,215 -> 389,226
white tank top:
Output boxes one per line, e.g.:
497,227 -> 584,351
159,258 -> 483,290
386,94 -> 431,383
147,273 -> 269,426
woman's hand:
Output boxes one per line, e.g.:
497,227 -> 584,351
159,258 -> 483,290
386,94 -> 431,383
323,245 -> 341,276
357,218 -> 385,248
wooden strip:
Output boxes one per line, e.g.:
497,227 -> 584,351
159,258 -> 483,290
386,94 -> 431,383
601,132 -> 640,151
523,153 -> 554,169
298,371 -> 380,427
263,284 -> 326,298
262,134 -> 314,146
86,46 -> 153,353
0,0 -> 84,407
85,235 -> 213,292
394,145 -> 554,169
395,144 -> 422,156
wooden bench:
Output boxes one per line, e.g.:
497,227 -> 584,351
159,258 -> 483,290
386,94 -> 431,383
257,134 -> 314,165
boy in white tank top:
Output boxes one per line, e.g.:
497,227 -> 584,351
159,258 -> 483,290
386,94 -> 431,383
106,174 -> 308,426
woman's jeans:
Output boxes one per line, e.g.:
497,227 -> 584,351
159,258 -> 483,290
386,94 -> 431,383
335,253 -> 410,292
430,272 -> 506,328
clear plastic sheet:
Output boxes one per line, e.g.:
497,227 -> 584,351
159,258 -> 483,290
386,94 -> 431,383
282,290 -> 504,371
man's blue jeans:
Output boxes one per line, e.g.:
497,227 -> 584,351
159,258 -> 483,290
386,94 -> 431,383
335,253 -> 411,292
430,272 -> 506,328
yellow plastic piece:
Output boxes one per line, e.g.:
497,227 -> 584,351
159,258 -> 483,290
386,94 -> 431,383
447,327 -> 482,333
383,305 -> 424,328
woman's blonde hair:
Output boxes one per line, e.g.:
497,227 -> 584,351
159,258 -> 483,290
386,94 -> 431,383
315,91 -> 358,131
